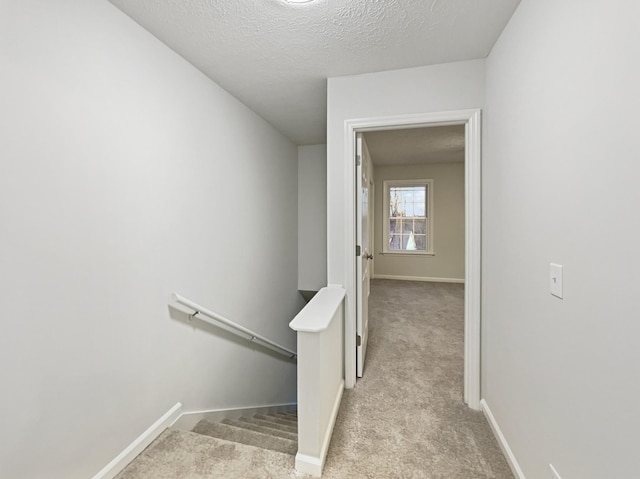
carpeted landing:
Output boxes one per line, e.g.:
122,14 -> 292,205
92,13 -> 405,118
115,412 -> 299,479
116,280 -> 513,478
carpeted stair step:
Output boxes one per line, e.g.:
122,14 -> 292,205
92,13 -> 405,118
239,416 -> 298,434
260,414 -> 297,426
254,413 -> 298,428
115,429 -> 295,478
268,412 -> 298,423
193,420 -> 297,455
221,418 -> 298,441
281,410 -> 297,417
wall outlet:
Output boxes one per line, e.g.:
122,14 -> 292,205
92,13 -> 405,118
550,463 -> 562,479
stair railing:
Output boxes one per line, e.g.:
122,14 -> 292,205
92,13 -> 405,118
289,285 -> 346,477
171,292 -> 297,360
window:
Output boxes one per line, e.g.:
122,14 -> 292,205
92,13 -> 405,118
383,179 -> 433,254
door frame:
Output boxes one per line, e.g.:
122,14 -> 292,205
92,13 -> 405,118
343,109 -> 482,410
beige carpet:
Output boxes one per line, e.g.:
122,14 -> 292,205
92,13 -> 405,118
320,280 -> 513,478
116,279 -> 513,478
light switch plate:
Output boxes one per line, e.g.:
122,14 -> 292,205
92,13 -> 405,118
550,263 -> 563,299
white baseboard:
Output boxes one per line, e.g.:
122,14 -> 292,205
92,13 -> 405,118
172,401 -> 297,431
295,379 -> 344,477
295,452 -> 323,477
92,402 -> 182,479
480,399 -> 526,479
373,274 -> 465,283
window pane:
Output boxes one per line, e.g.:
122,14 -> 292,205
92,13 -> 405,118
389,191 -> 398,216
389,234 -> 402,250
387,183 -> 429,252
414,219 -> 427,234
396,199 -> 406,216
404,203 -> 414,216
414,235 -> 427,251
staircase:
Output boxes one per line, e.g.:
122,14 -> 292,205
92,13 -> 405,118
115,409 -> 299,478
191,411 -> 298,455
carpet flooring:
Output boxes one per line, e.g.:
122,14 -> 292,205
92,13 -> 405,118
116,279 -> 513,478
320,280 -> 513,478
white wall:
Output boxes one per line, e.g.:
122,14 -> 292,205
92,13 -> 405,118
373,163 -> 464,281
483,0 -> 640,477
327,60 -> 484,288
298,144 -> 327,291
0,1 -> 302,478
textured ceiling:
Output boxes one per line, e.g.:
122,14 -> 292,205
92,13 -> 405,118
109,0 -> 520,145
364,125 -> 464,166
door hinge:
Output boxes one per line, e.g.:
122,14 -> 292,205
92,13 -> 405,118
356,154 -> 361,167
356,334 -> 362,347
356,245 -> 361,256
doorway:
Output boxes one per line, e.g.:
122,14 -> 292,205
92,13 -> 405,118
345,109 -> 481,410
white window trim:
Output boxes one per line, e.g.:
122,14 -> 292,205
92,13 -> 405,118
382,179 -> 434,255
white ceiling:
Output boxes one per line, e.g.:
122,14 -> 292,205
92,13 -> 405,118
364,125 -> 465,166
109,0 -> 520,145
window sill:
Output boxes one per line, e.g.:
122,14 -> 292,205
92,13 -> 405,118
380,251 -> 435,257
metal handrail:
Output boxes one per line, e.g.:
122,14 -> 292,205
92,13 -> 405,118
171,292 -> 297,360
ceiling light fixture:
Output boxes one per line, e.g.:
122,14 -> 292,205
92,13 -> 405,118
284,0 -> 316,4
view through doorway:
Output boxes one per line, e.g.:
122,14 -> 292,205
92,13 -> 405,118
345,109 -> 481,410
357,125 -> 466,379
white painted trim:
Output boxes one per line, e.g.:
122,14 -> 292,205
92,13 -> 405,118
92,402 -> 182,479
290,286 -> 346,333
373,274 -> 464,283
343,118 -> 357,388
295,379 -> 344,477
464,109 -> 482,410
318,379 -> 344,470
343,109 -> 482,412
481,399 -> 526,479
382,178 -> 434,254
173,402 -> 297,431
295,453 -> 323,477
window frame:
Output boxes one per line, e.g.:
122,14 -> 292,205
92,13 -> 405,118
382,178 -> 434,255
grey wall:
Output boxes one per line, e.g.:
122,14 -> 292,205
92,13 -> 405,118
0,1 -> 302,477
298,144 -> 327,291
483,0 -> 640,477
373,163 -> 464,281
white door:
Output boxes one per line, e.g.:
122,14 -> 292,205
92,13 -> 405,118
356,133 -> 371,377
